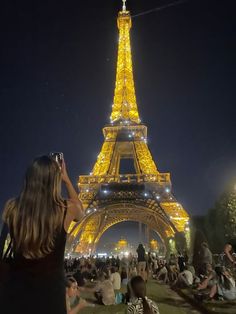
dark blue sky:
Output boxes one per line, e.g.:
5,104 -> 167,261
0,0 -> 235,223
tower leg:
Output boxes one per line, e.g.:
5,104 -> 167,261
145,225 -> 150,249
139,222 -> 142,244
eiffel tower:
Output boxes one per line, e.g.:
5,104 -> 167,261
67,1 -> 189,255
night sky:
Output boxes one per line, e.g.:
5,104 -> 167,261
0,0 -> 235,241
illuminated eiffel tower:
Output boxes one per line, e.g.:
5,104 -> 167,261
67,1 -> 189,255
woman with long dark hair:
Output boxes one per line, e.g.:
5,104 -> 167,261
208,266 -> 236,301
127,275 -> 159,314
0,155 -> 84,314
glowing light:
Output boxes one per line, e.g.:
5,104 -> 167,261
103,190 -> 108,194
165,188 -> 170,193
156,195 -> 160,199
110,8 -> 140,123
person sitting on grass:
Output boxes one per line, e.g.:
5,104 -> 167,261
197,263 -> 217,291
172,265 -> 194,288
80,271 -> 115,305
127,276 -> 159,314
155,261 -> 168,284
66,277 -> 90,314
110,267 -> 121,293
223,243 -> 236,276
208,266 -> 236,301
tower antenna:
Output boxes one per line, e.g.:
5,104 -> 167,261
122,0 -> 127,12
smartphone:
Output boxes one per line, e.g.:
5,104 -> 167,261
50,152 -> 64,169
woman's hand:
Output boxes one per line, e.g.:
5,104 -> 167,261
61,160 -> 70,183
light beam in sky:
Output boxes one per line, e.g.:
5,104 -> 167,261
132,0 -> 189,18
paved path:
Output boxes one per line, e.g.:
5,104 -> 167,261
80,280 -> 202,314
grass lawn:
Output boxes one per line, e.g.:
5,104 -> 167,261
79,280 -> 200,314
180,288 -> 236,314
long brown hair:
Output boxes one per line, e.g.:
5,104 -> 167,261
3,156 -> 65,259
130,276 -> 152,314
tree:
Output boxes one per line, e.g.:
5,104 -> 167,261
223,185 -> 236,240
205,184 -> 236,252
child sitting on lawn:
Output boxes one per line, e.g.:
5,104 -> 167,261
127,276 -> 159,314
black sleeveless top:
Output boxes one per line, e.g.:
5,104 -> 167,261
1,205 -> 68,314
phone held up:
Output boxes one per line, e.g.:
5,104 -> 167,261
50,152 -> 64,170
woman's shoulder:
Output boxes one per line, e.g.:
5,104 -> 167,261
66,198 -> 83,210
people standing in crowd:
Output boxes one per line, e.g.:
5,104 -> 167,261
136,244 -> 146,276
73,266 -> 85,287
177,251 -> 186,273
111,255 -> 118,268
121,254 -> 129,276
121,266 -> 129,285
147,252 -> 154,279
0,155 -> 84,314
127,275 -> 160,314
152,257 -> 159,276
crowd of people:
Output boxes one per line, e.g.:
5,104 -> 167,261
150,242 -> 236,303
64,240 -> 236,312
1,155 -> 236,314
64,244 -> 160,313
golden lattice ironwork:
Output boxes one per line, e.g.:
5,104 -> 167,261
110,9 -> 140,124
67,2 -> 190,255
92,142 -> 115,176
134,142 -> 159,174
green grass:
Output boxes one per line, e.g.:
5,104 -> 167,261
79,280 -> 200,314
179,287 -> 236,314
